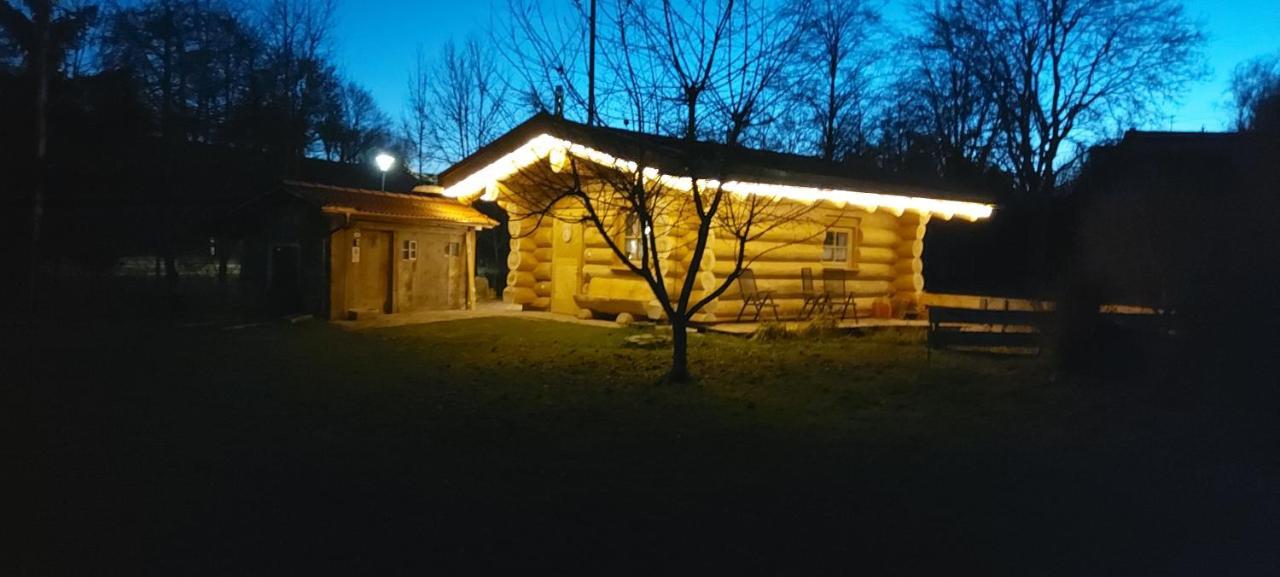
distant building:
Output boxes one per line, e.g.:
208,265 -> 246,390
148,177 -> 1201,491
1072,130 -> 1280,318
235,180 -> 496,319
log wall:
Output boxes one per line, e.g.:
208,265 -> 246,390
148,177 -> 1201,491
500,207 -> 556,310
500,197 -> 935,322
708,206 -> 921,319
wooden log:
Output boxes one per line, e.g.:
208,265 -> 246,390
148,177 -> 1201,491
895,240 -> 924,258
582,226 -> 610,247
710,241 -> 822,262
525,296 -> 551,310
750,223 -> 830,243
533,262 -> 552,281
582,263 -> 614,279
535,281 -> 552,296
535,247 -> 552,261
711,260 -> 812,278
860,227 -> 901,247
507,217 -> 537,237
583,248 -> 615,265
855,211 -> 901,229
510,236 -> 532,252
854,246 -> 896,264
892,273 -> 924,292
507,250 -> 537,272
894,258 -> 923,274
722,278 -> 891,297
507,271 -> 536,287
854,262 -> 896,280
503,286 -> 536,305
535,226 -> 554,247
898,222 -> 927,240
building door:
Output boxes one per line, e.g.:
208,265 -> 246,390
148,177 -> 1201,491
268,244 -> 301,314
551,220 -> 583,314
357,230 -> 392,313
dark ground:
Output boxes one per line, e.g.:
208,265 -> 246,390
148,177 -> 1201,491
12,317 -> 1279,575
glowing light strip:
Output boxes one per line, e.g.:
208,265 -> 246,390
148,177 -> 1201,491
441,133 -> 994,221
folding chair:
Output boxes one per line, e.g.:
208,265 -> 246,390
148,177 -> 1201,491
822,268 -> 859,322
735,268 -> 780,322
799,267 -> 827,319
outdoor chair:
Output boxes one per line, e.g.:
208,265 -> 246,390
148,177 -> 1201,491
821,268 -> 859,322
735,268 -> 780,322
800,267 -> 827,319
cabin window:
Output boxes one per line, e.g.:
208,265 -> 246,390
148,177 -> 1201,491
822,229 -> 853,265
402,240 -> 417,261
445,241 -> 461,257
623,213 -> 644,261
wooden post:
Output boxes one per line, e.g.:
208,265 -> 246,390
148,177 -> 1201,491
466,227 -> 477,310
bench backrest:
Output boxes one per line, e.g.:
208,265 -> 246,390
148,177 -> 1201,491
737,269 -> 761,298
928,306 -> 1050,327
822,268 -> 847,296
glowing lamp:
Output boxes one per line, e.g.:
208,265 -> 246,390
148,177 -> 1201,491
375,153 -> 396,172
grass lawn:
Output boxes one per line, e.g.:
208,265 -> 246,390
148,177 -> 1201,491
18,317 -> 1279,575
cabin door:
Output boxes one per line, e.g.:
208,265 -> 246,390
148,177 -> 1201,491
551,220 -> 583,315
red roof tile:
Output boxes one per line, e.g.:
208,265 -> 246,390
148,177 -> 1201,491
281,180 -> 496,227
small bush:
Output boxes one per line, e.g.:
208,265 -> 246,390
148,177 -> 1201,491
752,321 -> 790,341
795,314 -> 839,339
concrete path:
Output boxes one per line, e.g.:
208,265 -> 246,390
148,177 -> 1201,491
335,301 -> 620,331
704,318 -> 929,336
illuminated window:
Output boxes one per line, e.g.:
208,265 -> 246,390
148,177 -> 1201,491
624,213 -> 644,261
822,230 -> 853,264
402,240 -> 417,261
445,242 -> 461,257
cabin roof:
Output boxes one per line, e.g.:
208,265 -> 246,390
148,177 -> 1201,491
280,180 -> 498,227
439,112 -> 994,205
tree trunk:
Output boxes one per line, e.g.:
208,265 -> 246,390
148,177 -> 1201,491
668,318 -> 690,383
27,1 -> 51,315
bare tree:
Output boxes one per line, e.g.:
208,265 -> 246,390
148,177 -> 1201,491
1230,53 -> 1280,133
251,0 -> 337,157
499,0 -> 818,383
2,0 -> 100,312
933,0 -> 1205,196
401,47 -> 431,174
318,80 -> 392,163
877,6 -> 1000,180
427,36 -> 512,166
791,0 -> 883,161
498,0 -> 591,118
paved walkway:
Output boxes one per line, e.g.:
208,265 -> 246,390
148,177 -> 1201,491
703,318 -> 929,336
334,301 -> 621,331
337,300 -> 928,337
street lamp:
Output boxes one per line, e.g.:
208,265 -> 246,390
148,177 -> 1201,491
375,153 -> 395,191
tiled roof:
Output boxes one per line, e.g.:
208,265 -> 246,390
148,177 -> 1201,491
280,180 -> 497,227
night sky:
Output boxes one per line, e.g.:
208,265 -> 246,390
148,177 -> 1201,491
333,0 -> 1279,133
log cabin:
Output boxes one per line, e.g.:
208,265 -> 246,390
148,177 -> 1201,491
439,114 -> 995,322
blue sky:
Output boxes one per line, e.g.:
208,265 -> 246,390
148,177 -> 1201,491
334,0 -> 1279,134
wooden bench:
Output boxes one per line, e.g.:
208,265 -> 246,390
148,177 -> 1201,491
927,306 -> 1051,355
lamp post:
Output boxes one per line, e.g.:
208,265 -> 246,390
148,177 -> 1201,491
375,153 -> 395,191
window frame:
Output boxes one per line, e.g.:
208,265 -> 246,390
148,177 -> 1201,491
821,228 -> 855,266
402,239 -> 417,261
622,212 -> 644,262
